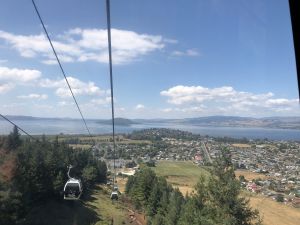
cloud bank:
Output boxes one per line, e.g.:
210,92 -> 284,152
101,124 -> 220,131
161,85 -> 299,116
0,28 -> 166,65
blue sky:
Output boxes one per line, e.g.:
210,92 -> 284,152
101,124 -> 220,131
0,0 -> 299,119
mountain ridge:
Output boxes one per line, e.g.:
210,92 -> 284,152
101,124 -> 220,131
2,115 -> 300,129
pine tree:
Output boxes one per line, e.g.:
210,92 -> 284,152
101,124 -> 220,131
179,148 -> 262,225
164,188 -> 183,225
6,126 -> 22,151
82,165 -> 98,187
146,181 -> 161,217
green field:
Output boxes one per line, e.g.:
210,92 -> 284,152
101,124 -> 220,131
152,160 -> 209,194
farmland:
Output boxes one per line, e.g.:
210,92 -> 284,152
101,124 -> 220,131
152,160 -> 209,194
247,192 -> 300,225
235,169 -> 268,181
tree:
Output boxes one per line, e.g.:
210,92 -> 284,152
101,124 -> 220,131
6,126 -> 22,151
276,194 -> 284,202
125,161 -> 137,168
179,148 -> 262,225
52,171 -> 65,196
82,165 -> 98,187
146,160 -> 156,167
164,189 -> 184,225
239,175 -> 246,183
96,160 -> 107,182
151,212 -> 164,225
0,189 -> 23,225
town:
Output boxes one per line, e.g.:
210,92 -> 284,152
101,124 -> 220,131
65,128 -> 300,209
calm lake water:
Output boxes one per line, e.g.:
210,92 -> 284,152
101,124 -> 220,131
1,118 -> 300,141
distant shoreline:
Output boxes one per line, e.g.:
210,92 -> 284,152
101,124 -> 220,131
2,115 -> 300,130
1,118 -> 300,141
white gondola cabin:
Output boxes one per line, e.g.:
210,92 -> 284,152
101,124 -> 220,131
63,165 -> 83,200
110,191 -> 118,200
64,178 -> 83,200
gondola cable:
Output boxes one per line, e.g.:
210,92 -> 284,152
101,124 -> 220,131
31,0 -> 93,139
0,114 -> 37,141
1,111 -> 84,200
1,112 -> 83,200
105,0 -> 118,200
31,0 -> 97,200
30,0 -> 118,200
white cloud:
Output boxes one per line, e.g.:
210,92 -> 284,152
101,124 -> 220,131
171,51 -> 183,56
32,104 -> 53,110
68,28 -> 165,64
0,59 -> 7,64
186,49 -> 200,56
161,85 -> 238,105
0,30 -> 81,62
58,101 -> 74,106
171,49 -> 200,57
161,108 -> 173,113
42,55 -> 74,65
265,98 -> 298,107
161,106 -> 205,113
116,107 -> 125,112
0,83 -> 14,93
90,97 -> 111,105
0,66 -> 41,82
1,102 -> 26,108
179,106 -> 206,113
135,104 -> 145,110
18,93 -> 48,100
161,85 -> 299,115
0,66 -> 41,93
40,76 -> 105,98
0,28 -> 166,65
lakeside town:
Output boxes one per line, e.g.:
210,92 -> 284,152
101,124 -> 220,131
65,128 -> 300,209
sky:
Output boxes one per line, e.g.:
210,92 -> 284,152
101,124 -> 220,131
0,0 -> 299,119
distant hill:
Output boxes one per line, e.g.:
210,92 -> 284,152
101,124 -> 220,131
96,117 -> 138,126
2,115 -> 300,129
177,116 -> 300,129
2,115 -> 137,126
4,115 -> 78,121
133,116 -> 300,129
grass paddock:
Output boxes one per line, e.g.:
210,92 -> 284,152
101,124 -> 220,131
152,160 -> 209,194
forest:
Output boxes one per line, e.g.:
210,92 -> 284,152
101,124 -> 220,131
0,126 -> 107,225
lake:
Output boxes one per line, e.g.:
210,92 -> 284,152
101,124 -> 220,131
1,118 -> 300,141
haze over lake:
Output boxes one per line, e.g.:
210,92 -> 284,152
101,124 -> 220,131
1,117 -> 300,141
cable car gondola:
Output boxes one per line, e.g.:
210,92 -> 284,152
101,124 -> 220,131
113,185 -> 118,191
111,183 -> 119,200
110,178 -> 119,200
63,166 -> 83,200
110,191 -> 118,200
